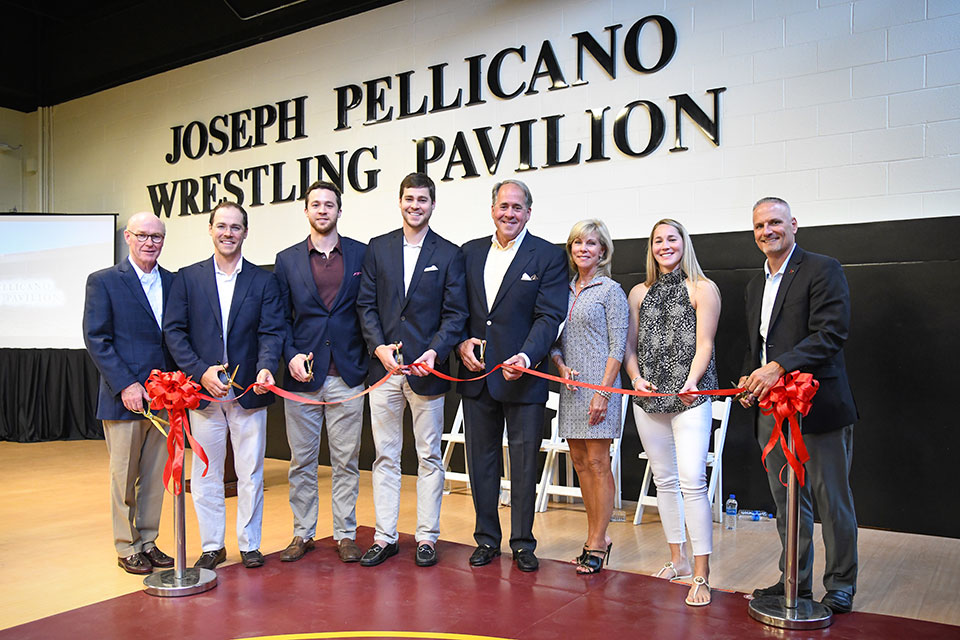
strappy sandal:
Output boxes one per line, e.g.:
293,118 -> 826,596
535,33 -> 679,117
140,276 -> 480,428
684,576 -> 711,606
576,545 -> 611,574
654,561 -> 692,582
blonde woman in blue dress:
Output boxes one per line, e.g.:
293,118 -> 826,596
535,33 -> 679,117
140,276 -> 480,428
550,219 -> 628,574
623,218 -> 721,606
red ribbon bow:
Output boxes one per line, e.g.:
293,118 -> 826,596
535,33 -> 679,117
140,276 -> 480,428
145,369 -> 209,495
758,370 -> 819,486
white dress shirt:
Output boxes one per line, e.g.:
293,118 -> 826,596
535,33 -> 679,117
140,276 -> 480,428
214,256 -> 243,366
759,243 -> 797,366
483,227 -> 530,368
128,256 -> 163,329
402,234 -> 423,296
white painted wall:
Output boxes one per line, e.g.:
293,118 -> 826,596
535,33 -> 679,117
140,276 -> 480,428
38,0 -> 960,268
0,107 -> 38,213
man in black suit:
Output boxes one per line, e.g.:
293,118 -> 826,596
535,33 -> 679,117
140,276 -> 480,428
273,181 -> 369,564
83,211 -> 176,575
738,196 -> 859,614
456,179 -> 567,572
164,201 -> 284,570
356,172 -> 468,567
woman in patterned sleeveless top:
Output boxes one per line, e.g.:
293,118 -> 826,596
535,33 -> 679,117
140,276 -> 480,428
623,219 -> 721,606
550,220 -> 628,574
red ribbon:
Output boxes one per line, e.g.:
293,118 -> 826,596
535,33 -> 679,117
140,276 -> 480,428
757,370 -> 819,486
145,369 -> 209,495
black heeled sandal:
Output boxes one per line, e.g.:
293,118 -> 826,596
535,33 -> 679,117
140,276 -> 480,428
576,542 -> 612,574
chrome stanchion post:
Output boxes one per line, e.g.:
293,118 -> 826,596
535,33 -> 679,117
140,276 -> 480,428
748,415 -> 832,629
144,458 -> 218,597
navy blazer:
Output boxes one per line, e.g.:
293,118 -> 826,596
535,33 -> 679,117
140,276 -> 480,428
83,259 -> 175,421
458,232 -> 567,404
357,228 -> 468,396
163,257 -> 283,410
273,236 -> 369,391
742,246 -> 858,433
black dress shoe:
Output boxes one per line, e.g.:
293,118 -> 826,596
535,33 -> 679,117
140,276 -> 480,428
194,547 -> 227,570
468,544 -> 501,567
118,553 -> 153,575
821,590 -> 854,613
142,546 -> 174,568
415,544 -> 437,567
241,549 -> 264,568
360,542 -> 398,567
513,549 -> 539,572
751,582 -> 813,600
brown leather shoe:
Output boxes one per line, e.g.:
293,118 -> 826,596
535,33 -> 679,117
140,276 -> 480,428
280,536 -> 315,562
338,538 -> 363,563
143,546 -> 174,568
118,552 -> 153,575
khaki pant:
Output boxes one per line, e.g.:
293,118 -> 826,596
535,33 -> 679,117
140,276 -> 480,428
103,419 -> 167,556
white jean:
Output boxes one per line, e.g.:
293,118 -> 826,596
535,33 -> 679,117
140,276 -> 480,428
188,401 -> 267,552
369,375 -> 445,544
634,401 -> 713,556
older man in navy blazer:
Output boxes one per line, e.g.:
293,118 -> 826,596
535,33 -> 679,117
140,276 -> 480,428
164,201 -> 283,570
273,180 -> 369,564
356,173 -> 468,567
456,179 -> 567,572
83,211 -> 176,575
738,197 -> 859,614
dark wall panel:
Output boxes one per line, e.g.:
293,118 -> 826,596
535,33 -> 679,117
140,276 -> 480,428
258,216 -> 960,538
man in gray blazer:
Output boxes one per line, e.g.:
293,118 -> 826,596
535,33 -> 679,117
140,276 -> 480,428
739,197 -> 859,614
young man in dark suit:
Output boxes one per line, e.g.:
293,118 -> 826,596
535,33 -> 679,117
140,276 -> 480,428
456,179 -> 568,572
83,211 -> 176,575
356,172 -> 468,567
738,196 -> 859,614
273,181 -> 369,564
164,201 -> 283,570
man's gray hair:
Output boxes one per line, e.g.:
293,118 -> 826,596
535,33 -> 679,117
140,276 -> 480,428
492,179 -> 533,209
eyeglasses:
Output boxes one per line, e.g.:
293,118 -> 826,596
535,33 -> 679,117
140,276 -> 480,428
130,232 -> 165,244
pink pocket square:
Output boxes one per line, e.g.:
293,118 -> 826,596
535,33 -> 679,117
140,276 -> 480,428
353,271 -> 362,276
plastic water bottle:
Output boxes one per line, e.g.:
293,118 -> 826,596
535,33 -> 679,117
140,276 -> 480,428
724,494 -> 738,530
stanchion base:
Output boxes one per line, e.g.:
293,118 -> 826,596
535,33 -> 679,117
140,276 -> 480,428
749,595 -> 833,629
143,568 -> 218,597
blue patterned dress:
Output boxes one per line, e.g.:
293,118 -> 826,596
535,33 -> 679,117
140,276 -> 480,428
550,275 -> 629,439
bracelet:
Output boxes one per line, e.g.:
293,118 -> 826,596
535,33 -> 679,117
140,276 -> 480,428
596,389 -> 611,399
631,375 -> 642,387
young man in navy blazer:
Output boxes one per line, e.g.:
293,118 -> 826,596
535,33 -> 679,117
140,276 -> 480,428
83,211 -> 176,575
356,173 -> 468,567
456,180 -> 568,572
273,181 -> 369,564
738,197 -> 859,614
164,201 -> 283,570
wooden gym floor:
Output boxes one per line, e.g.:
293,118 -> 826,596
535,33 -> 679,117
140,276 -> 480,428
0,440 -> 957,636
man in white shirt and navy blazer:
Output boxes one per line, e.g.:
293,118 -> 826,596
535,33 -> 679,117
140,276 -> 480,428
356,172 -> 468,567
456,179 -> 567,572
164,201 -> 283,570
83,211 -> 176,575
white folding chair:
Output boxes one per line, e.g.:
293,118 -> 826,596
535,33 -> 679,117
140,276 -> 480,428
441,394 -> 555,505
440,400 -> 471,492
535,392 -> 628,513
633,397 -> 733,525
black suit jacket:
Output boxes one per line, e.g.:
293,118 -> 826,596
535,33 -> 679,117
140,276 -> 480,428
83,260 -> 175,420
458,232 -> 567,404
742,246 -> 858,433
163,257 -> 283,410
273,236 -> 369,391
357,228 -> 468,396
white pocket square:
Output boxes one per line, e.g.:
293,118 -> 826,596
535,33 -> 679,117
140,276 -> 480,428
521,272 -> 538,281
423,265 -> 439,272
